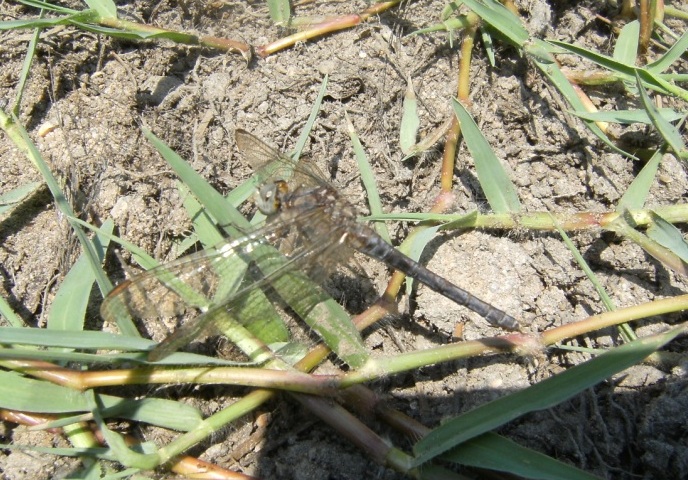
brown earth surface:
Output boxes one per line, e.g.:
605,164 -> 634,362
1,0 -> 687,479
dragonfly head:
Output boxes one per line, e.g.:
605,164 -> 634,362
255,180 -> 289,215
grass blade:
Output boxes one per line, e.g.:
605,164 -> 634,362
400,77 -> 419,155
0,181 -> 42,219
413,325 -> 684,465
443,432 -> 603,480
451,98 -> 521,213
647,211 -> 688,264
47,220 -> 113,332
636,72 -> 688,160
613,20 -> 639,65
617,147 -> 664,211
346,113 -> 391,243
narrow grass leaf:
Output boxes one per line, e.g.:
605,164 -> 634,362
0,345 -> 253,366
104,397 -> 202,432
411,15 -> 473,36
177,181 -> 224,247
41,397 -> 202,433
0,443 -> 109,459
613,21 -> 639,65
555,223 -> 615,312
89,391 -> 159,469
480,27 -> 496,66
70,216 -> 159,271
549,40 -> 688,100
144,128 -> 248,232
617,147 -> 663,211
47,219 -> 113,332
400,77 -> 420,155
570,108 -> 684,124
400,225 -> 442,297
1,327 -> 152,350
0,371 -> 95,412
412,326 -> 684,465
451,98 -> 521,213
365,211 -> 477,224
609,212 -> 688,278
17,0 -> 79,14
646,29 -> 688,73
293,75 -> 327,160
84,0 -> 117,18
0,370 -> 199,432
636,72 -> 687,160
444,432 -> 603,480
346,113 -> 391,243
267,0 -> 291,25
12,13 -> 42,116
461,0 -> 529,47
529,39 -> 635,159
0,296 -> 25,327
0,182 -> 42,219
647,211 -> 688,263
70,21 -> 197,44
0,10 -> 98,30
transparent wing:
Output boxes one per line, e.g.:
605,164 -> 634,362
100,205 -> 350,361
235,129 -> 329,190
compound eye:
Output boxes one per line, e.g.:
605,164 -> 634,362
255,183 -> 280,214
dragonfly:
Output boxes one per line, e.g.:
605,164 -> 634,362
101,130 -> 520,362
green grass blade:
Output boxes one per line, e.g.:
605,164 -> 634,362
0,345 -> 252,366
609,212 -> 688,277
47,220 -> 113,332
267,0 -> 291,26
89,391 -> 159,469
45,396 -> 203,433
617,147 -> 664,211
0,370 -> 203,432
293,75 -> 328,160
647,211 -> 688,264
553,223 -> 633,341
412,325 -> 685,465
443,432 -> 603,480
0,296 -> 25,328
0,327 -> 152,350
636,72 -> 688,160
0,181 -> 42,219
549,39 -> 688,100
144,127 -> 248,232
83,0 -> 117,18
613,20 -> 639,65
17,0 -> 79,14
12,9 -> 43,116
400,77 -> 420,155
0,10 -> 98,30
346,113 -> 391,244
69,216 -> 159,271
0,110 -> 137,335
528,39 -> 636,159
646,28 -> 688,73
480,27 -> 496,66
451,98 -> 521,213
399,225 -> 442,298
570,108 -> 684,124
461,0 -> 528,47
